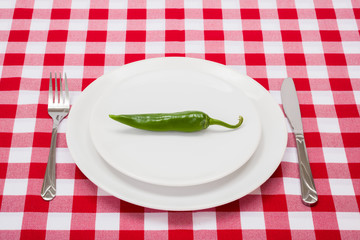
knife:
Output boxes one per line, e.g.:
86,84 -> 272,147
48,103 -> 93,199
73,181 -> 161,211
281,77 -> 318,206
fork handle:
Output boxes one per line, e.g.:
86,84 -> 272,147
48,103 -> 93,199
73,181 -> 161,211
41,124 -> 58,201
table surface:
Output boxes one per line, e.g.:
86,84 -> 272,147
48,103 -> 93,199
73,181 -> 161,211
1,0 -> 360,239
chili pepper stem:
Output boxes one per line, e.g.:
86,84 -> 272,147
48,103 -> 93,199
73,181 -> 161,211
208,116 -> 243,129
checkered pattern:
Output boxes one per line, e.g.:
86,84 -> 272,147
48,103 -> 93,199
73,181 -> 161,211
1,0 -> 359,239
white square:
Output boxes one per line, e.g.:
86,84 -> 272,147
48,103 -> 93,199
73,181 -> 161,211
145,42 -> 165,54
144,212 -> 168,230
0,41 -> 6,53
298,19 -> 319,31
185,41 -> 205,54
269,90 -> 282,105
68,19 -> 88,31
311,91 -> 334,105
56,179 -> 75,196
294,0 -> 315,9
306,66 -> 329,78
347,66 -> 360,78
65,42 -> 86,54
288,212 -> 314,230
193,212 -> 217,230
222,19 -> 242,31
105,42 -> 125,54
229,65 -> 247,75
332,0 -> 353,8
56,148 -> 74,164
224,41 -> 244,54
95,213 -> 120,230
63,66 -> 84,80
302,42 -> 324,54
3,179 -> 28,195
58,119 -> 67,133
336,212 -> 360,230
17,90 -> 40,105
354,91 -> 360,105
0,213 -> 24,230
26,42 -> 47,54
329,179 -> 355,195
323,147 -> 347,163
146,19 -> 165,31
21,66 -> 44,79
260,19 -> 281,31
283,177 -> 301,195
258,0 -> 277,9
8,148 -> 32,163
71,0 -> 91,9
184,0 -> 202,8
30,19 -> 50,31
108,0 -> 127,9
34,0 -> 53,9
47,213 -> 72,230
146,0 -> 165,9
263,41 -> 284,54
240,212 -> 265,229
185,19 -> 204,30
317,118 -> 340,133
283,147 -> 299,163
12,118 -> 36,133
107,20 -> 127,31
0,0 -> 16,8
266,66 -> 287,78
0,19 -> 12,31
221,0 -> 240,9
342,42 -> 360,54
337,19 -> 358,31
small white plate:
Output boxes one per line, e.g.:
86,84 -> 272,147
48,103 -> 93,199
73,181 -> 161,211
89,66 -> 262,186
66,57 -> 288,211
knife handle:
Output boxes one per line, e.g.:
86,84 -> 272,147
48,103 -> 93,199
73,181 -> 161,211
295,133 -> 318,206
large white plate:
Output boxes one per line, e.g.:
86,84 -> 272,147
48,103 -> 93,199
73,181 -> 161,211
66,57 -> 288,211
89,65 -> 262,186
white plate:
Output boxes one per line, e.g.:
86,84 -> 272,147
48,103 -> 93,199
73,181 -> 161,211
66,57 -> 288,211
89,65 -> 262,186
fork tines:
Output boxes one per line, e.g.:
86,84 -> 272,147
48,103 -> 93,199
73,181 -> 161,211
49,72 -> 69,106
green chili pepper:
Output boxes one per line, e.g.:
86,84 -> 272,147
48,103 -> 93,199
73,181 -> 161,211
109,111 -> 243,132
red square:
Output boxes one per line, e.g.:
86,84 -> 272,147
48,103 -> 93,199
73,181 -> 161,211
203,9 -> 222,19
51,9 -> 71,19
33,132 -> 51,147
284,54 -> 306,65
36,104 -> 48,118
349,163 -> 360,178
310,163 -> 328,178
304,132 -> 322,147
124,54 -> 145,64
3,53 -> 25,65
324,54 -> 347,66
165,53 -> 185,57
316,8 -> 336,19
166,8 -> 185,19
243,30 -> 263,41
278,9 -> 298,19
0,133 -> 12,147
314,230 -> 341,240
120,230 -> 144,240
86,31 -> 107,42
28,163 -> 46,179
300,105 -> 316,118
126,30 -> 146,42
255,78 -> 269,90
0,163 -> 7,178
120,200 -> 144,212
43,54 -> 65,66
0,104 -> 17,118
204,30 -> 224,41
84,54 -> 105,66
293,78 -> 311,91
20,230 -> 46,240
270,165 -> 283,178
70,230 -> 95,240
262,195 -> 288,211
89,9 -> 108,19
75,166 -> 88,179
47,30 -> 68,42
320,30 -> 341,41
266,230 -> 291,240
13,8 -> 33,19
0,78 -> 21,90
245,53 -> 266,65
216,200 -> 240,211
127,9 -> 146,19
72,196 -> 97,213
218,230 -> 242,240
169,230 -> 194,240
311,195 -> 335,212
342,133 -> 360,147
241,9 -> 260,19
81,78 -> 96,91
205,53 -> 226,65
354,8 -> 360,19
24,195 -> 49,212
281,30 -> 302,41
8,30 -> 30,42
335,105 -> 359,118
166,30 -> 185,41
329,78 -> 353,91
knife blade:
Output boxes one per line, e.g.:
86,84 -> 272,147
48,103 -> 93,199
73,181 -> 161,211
281,77 -> 318,206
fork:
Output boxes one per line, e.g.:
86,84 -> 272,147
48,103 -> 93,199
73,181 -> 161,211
41,73 -> 70,201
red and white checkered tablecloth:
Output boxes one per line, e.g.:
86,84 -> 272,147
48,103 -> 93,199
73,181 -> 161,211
1,0 -> 360,239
